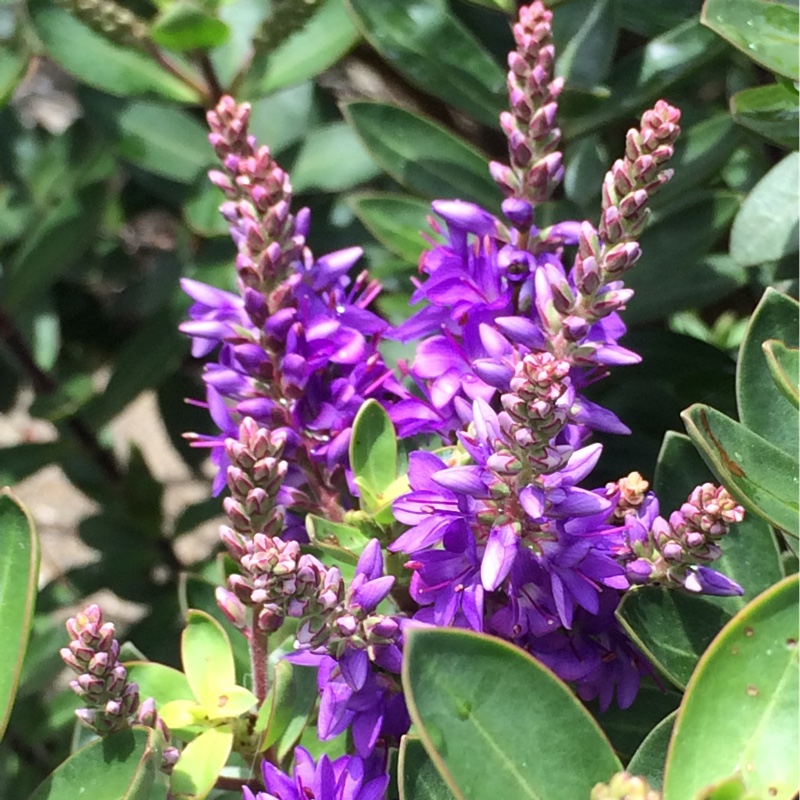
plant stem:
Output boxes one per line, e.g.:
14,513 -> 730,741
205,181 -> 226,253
142,43 -> 211,104
249,619 -> 270,704
197,52 -> 225,105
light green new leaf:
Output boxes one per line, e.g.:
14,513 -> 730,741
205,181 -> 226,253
343,102 -> 501,211
616,588 -> 733,689
402,628 -> 621,800
682,404 -> 799,537
701,0 -> 799,80
151,1 -> 231,51
28,726 -> 167,800
348,193 -> 432,263
306,515 -> 371,564
663,574 -> 799,800
730,153 -> 799,267
350,400 -> 398,504
0,490 -> 39,742
123,662 -> 194,708
731,82 -> 799,150
763,340 -> 799,409
170,726 -> 234,800
28,0 -> 199,102
346,0 -> 504,126
627,710 -> 677,792
399,735 -> 457,800
736,289 -> 799,456
182,610 -> 237,711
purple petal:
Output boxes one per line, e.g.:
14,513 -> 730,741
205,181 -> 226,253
432,466 -> 489,496
356,539 -> 384,582
353,575 -> 395,610
340,648 -> 370,691
481,524 -> 518,591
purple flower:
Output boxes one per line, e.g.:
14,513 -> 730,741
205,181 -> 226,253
244,746 -> 389,800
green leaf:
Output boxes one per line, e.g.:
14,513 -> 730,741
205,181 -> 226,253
663,574 -> 799,800
617,588 -> 733,690
399,735 -> 457,800
349,193 -> 431,263
123,662 -> 194,707
625,193 -> 745,324
654,431 -> 784,610
564,18 -> 727,139
701,0 -> 799,80
627,710 -> 677,792
246,0 -> 360,95
345,0 -> 504,126
563,134 -> 608,210
28,0 -> 199,102
182,610 -> 237,711
248,82 -> 317,155
343,102 -> 501,210
0,491 -> 39,742
456,0 -> 515,13
402,628 -> 621,800
556,0 -> 618,89
290,122 -> 379,193
682,404 -> 800,537
736,289 -> 799,456
4,183 -> 106,312
763,339 -> 799,409
170,726 -> 234,800
306,514 -> 371,564
258,660 -> 317,760
28,726 -> 166,800
350,399 -> 398,505
730,153 -> 799,267
731,82 -> 800,150
184,180 -> 230,238
151,1 -> 231,51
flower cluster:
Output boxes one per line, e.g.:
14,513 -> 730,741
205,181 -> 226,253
180,96 -> 407,507
163,2 -> 748,796
60,605 -> 179,769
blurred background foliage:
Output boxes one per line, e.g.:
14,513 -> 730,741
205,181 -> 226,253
0,0 -> 796,792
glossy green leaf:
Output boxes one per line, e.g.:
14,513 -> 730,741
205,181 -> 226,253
0,491 -> 39,742
350,400 -> 398,504
556,0 -> 618,89
736,289 -> 799,456
402,628 -> 621,800
343,102 -> 501,210
701,0 -> 799,80
617,588 -> 733,689
457,0 -> 514,12
248,82 -> 317,155
28,0 -> 199,102
730,153 -> 799,267
619,0 -> 705,36
627,711 -> 676,792
123,662 -> 194,708
290,122 -> 379,193
4,184 -> 106,312
563,134 -> 608,209
306,515 -> 370,564
399,735 -> 457,800
764,340 -> 799,409
170,726 -> 234,800
258,660 -> 317,760
184,181 -> 230,237
247,0 -> 359,95
731,82 -> 800,150
28,726 -> 166,800
654,431 -> 784,610
151,2 -> 231,51
182,610 -> 236,710
564,18 -> 726,138
346,0 -> 504,126
625,193 -> 744,324
349,193 -> 432,263
663,574 -> 799,800
682,403 -> 800,537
